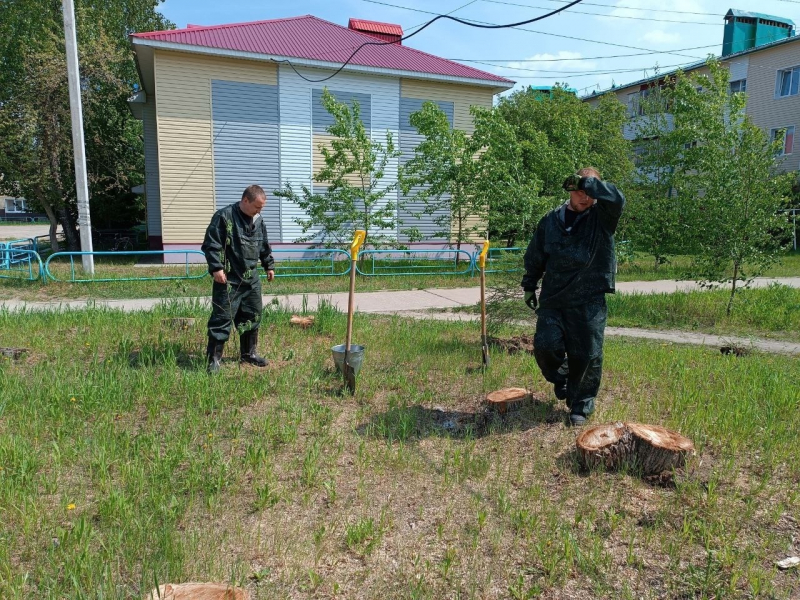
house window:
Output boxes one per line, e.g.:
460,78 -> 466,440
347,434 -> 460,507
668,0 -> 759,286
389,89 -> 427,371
730,79 -> 747,94
775,67 -> 800,98
771,126 -> 794,156
4,198 -> 27,213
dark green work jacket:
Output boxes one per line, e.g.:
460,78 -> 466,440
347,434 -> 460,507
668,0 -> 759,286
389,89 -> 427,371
201,203 -> 275,285
521,178 -> 625,309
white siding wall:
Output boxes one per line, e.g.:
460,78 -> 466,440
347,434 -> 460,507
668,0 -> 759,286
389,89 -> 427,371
278,65 -> 400,242
142,100 -> 162,237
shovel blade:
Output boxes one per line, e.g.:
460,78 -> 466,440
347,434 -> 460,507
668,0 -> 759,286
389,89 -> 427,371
343,360 -> 357,395
482,344 -> 490,368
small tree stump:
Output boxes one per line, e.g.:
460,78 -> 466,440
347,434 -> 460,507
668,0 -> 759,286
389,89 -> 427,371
290,315 -> 315,329
0,347 -> 28,360
576,422 -> 694,475
485,388 -> 530,414
145,582 -> 249,600
162,318 -> 195,331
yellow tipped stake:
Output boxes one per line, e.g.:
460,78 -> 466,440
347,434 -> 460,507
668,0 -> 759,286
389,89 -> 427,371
478,240 -> 490,369
343,230 -> 366,394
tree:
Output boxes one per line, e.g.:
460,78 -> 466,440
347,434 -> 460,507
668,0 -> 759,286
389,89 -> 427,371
399,102 -> 486,254
659,61 -> 794,314
0,0 -> 173,249
625,83 -> 692,269
496,86 -> 633,203
470,106 -> 543,247
275,89 -> 401,248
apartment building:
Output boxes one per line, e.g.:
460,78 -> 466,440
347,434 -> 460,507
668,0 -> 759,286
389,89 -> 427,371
584,9 -> 800,173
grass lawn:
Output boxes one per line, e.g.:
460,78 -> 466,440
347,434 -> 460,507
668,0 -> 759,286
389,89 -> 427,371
1,306 -> 798,598
482,285 -> 800,343
1,251 -> 799,302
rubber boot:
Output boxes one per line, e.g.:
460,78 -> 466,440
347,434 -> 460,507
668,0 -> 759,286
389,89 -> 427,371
240,330 -> 268,367
206,337 -> 224,374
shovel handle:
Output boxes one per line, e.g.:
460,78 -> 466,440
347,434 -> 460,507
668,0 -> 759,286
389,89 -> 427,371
345,230 -> 365,357
478,240 -> 489,270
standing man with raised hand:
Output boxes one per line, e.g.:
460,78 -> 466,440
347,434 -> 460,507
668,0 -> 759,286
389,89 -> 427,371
202,185 -> 275,374
521,167 -> 626,426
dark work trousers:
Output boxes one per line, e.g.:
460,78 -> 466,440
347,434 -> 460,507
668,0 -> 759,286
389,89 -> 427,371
533,295 -> 608,417
207,276 -> 263,342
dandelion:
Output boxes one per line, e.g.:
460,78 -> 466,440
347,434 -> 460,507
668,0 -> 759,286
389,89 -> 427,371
67,503 -> 76,511
84,343 -> 90,347
70,397 -> 77,403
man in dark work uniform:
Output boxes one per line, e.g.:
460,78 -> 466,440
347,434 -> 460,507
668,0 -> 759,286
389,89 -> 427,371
521,167 -> 626,426
202,185 -> 275,374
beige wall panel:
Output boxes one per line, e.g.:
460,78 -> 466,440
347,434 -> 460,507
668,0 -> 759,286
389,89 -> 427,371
743,43 -> 800,172
401,79 -> 494,134
154,50 -> 278,243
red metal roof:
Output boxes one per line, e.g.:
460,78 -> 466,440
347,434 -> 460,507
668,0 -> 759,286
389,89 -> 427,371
131,15 -> 513,85
348,18 -> 403,36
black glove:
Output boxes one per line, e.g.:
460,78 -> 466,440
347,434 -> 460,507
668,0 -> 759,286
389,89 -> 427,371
524,290 -> 538,310
562,174 -> 586,192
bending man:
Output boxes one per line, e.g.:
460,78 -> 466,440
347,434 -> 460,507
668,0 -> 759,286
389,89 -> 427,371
202,185 -> 275,374
521,168 -> 626,426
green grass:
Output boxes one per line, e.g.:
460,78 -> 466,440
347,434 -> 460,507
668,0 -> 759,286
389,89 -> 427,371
2,251 -> 799,302
615,250 -> 800,281
1,305 -> 799,598
484,285 -> 800,342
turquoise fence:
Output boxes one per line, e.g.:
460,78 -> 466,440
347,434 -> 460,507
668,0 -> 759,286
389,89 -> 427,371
0,246 -> 44,281
356,249 -> 475,276
267,249 -> 352,278
44,250 -> 208,283
1,245 -> 532,284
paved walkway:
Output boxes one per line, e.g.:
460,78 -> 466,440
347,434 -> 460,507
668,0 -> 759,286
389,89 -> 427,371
2,280 -> 799,355
3,277 -> 799,315
0,224 -> 58,241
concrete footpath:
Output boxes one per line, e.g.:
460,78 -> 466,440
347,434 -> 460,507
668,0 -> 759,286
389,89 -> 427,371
2,279 -> 799,355
2,277 -> 799,315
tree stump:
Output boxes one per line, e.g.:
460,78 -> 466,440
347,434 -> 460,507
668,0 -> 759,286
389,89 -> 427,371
144,582 -> 249,600
290,315 -> 315,329
485,388 -> 530,414
162,318 -> 195,331
576,422 -> 694,475
0,347 -> 28,360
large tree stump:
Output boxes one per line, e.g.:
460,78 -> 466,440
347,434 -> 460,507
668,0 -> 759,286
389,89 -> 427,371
145,582 -> 249,600
576,422 -> 694,475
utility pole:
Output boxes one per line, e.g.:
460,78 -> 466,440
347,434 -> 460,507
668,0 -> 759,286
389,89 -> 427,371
62,0 -> 94,274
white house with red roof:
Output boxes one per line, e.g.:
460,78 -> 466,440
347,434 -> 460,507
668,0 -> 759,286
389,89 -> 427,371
127,15 -> 514,253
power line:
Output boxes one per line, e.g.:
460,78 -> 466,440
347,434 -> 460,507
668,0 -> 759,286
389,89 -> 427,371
272,0 -> 587,83
463,59 -> 694,74
523,0 -> 725,17
361,0 -> 706,59
447,43 -> 720,62
481,0 -> 720,25
405,0 -> 479,32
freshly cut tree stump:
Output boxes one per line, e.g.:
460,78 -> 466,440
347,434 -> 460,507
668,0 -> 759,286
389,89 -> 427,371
145,582 -> 249,600
485,388 -> 531,414
576,422 -> 694,475
290,315 -> 315,328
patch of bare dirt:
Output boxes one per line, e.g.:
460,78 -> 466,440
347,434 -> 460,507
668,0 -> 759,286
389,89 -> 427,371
488,335 -> 535,355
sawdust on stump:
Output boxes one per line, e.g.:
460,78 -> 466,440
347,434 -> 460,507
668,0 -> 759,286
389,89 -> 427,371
144,582 -> 249,600
488,335 -> 535,355
576,422 -> 695,476
485,387 -> 531,414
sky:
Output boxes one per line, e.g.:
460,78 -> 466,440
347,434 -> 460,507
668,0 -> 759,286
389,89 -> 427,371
154,0 -> 800,97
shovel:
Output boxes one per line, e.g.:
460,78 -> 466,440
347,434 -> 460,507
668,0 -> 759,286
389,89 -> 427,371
343,229 -> 366,394
478,240 -> 490,369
